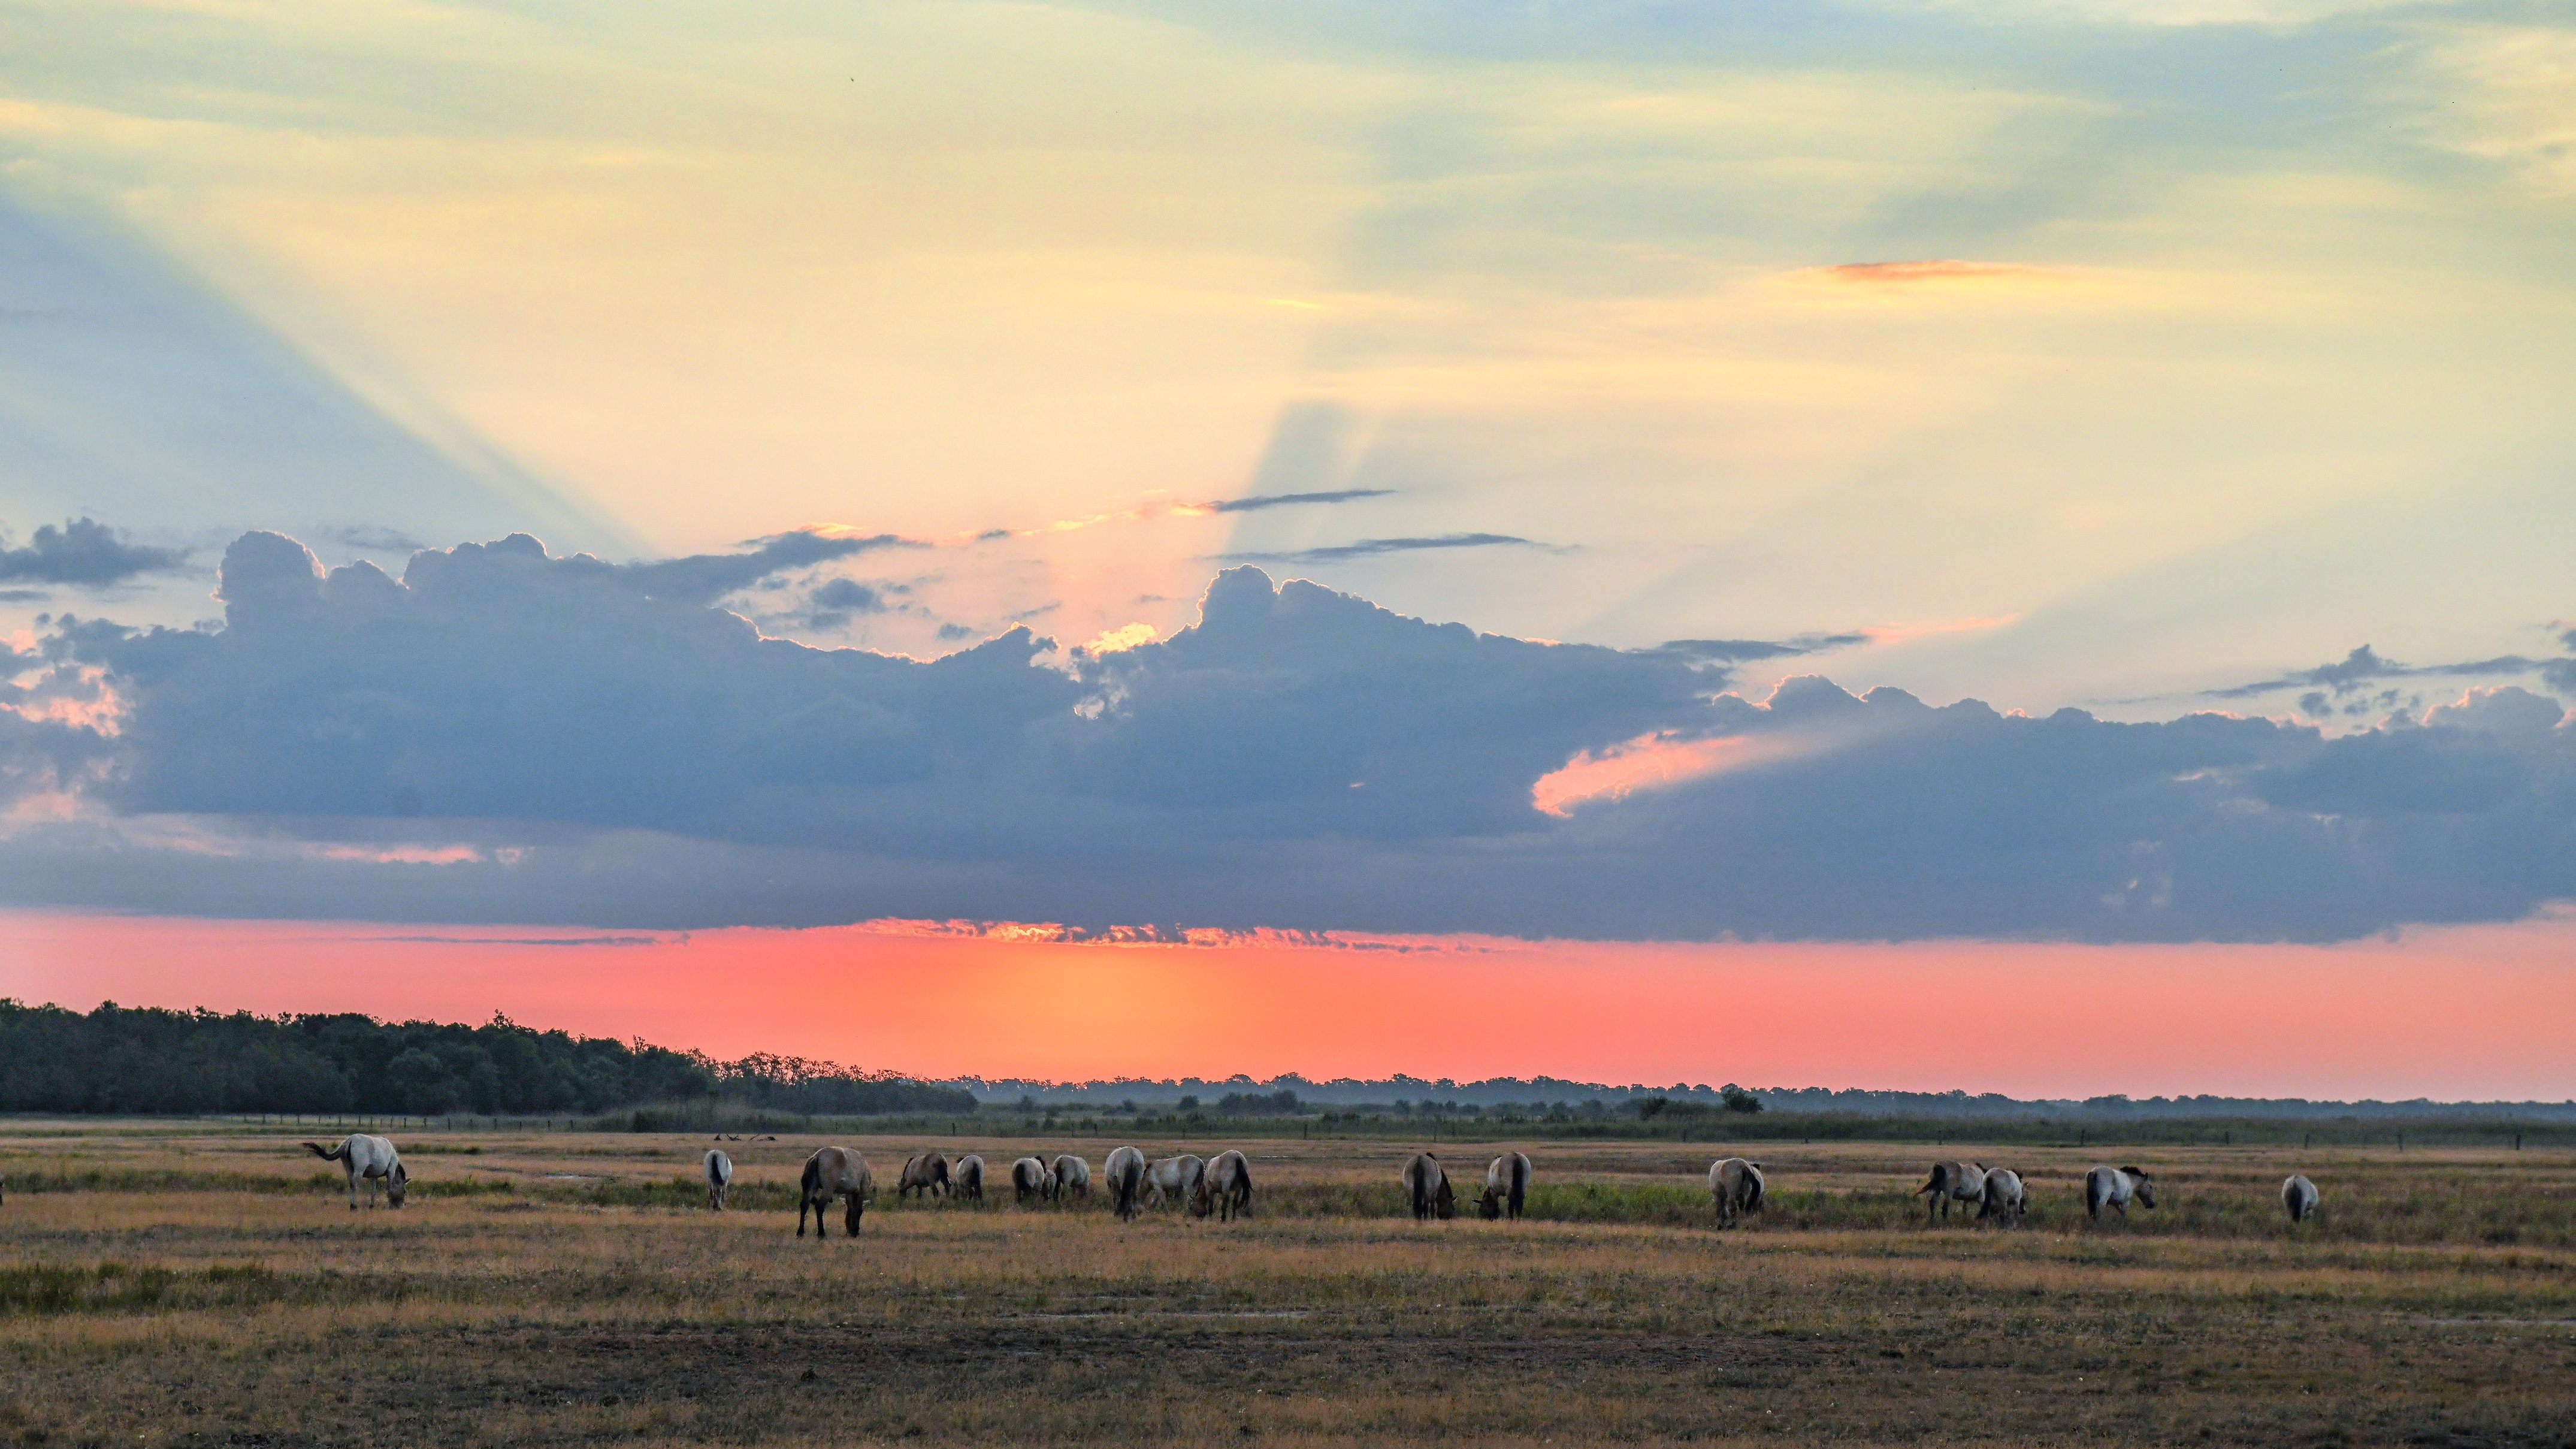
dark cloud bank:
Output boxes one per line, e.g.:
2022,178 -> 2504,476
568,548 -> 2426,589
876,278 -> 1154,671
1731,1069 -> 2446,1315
4,529 -> 2574,943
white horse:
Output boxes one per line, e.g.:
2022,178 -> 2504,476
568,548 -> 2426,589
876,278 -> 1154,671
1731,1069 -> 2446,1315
2282,1174 -> 2319,1225
2084,1165 -> 2155,1222
952,1155 -> 986,1204
1477,1152 -> 1531,1221
1051,1155 -> 1092,1203
1402,1152 -> 1455,1220
1709,1157 -> 1764,1228
798,1146 -> 873,1238
1104,1145 -> 1149,1220
1195,1150 -> 1253,1222
1977,1168 -> 2026,1225
1011,1156 -> 1054,1205
1146,1154 -> 1205,1209
304,1135 -> 407,1210
704,1149 -> 733,1210
1914,1161 -> 1986,1223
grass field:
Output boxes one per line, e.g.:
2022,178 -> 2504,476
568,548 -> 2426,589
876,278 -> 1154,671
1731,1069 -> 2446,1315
5,1122 -> 2574,1447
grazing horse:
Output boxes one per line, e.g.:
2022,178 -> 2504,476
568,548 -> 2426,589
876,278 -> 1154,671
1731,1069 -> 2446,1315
952,1155 -> 986,1204
798,1146 -> 873,1238
1708,1157 -> 1765,1228
897,1153 -> 951,1200
1194,1150 -> 1254,1222
1913,1161 -> 1987,1222
304,1135 -> 408,1210
1476,1152 -> 1531,1221
1011,1156 -> 1053,1205
2084,1165 -> 2155,1223
1051,1155 -> 1092,1203
2282,1174 -> 2319,1225
1402,1152 -> 1456,1221
1146,1154 -> 1205,1210
1977,1168 -> 2026,1225
704,1149 -> 733,1210
1104,1145 -> 1149,1220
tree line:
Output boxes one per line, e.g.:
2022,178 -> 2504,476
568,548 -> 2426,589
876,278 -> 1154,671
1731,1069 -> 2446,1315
0,1001 -> 972,1118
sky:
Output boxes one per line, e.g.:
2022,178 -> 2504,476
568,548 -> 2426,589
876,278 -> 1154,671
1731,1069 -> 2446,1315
4,0 -> 2574,1095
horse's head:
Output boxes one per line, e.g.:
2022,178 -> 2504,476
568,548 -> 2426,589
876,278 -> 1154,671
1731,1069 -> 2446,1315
2125,1169 -> 2156,1209
1475,1189 -> 1501,1220
1434,1179 -> 1458,1220
386,1163 -> 409,1208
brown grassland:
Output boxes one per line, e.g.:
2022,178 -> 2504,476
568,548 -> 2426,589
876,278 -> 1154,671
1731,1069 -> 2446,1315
4,1122 -> 2574,1447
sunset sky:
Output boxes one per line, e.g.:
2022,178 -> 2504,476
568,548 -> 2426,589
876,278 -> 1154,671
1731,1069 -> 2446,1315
4,0 -> 2574,1096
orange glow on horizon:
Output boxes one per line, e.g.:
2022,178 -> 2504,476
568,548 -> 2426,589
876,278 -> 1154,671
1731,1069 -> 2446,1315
4,909 -> 2574,1100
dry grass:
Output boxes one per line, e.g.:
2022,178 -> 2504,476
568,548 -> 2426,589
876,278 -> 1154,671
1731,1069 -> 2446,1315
3,1123 -> 2574,1446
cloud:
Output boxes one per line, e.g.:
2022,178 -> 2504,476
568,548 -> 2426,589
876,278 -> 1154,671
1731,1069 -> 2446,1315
0,518 -> 188,588
1634,633 -> 1870,666
1208,488 -> 1395,514
8,530 -> 2576,944
1222,533 -> 1556,564
1816,259 -> 2047,285
2208,644 -> 2550,700
798,578 -> 895,630
605,529 -> 918,606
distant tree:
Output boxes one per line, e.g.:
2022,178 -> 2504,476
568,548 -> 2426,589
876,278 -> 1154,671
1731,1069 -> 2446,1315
1176,1094 -> 1201,1113
1721,1085 -> 1765,1115
1634,1095 -> 1670,1120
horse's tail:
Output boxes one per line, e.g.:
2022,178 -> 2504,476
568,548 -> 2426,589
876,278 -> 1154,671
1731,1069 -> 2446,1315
303,1140 -> 346,1163
799,1156 -> 821,1201
1913,1167 -> 1942,1196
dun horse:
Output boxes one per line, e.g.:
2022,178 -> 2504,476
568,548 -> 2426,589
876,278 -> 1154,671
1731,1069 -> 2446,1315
797,1146 -> 873,1238
1146,1154 -> 1205,1210
952,1155 -> 985,1204
2282,1173 -> 2319,1224
1051,1155 -> 1091,1203
1977,1167 -> 2026,1224
1104,1145 -> 1149,1220
897,1153 -> 951,1200
304,1134 -> 408,1210
1913,1161 -> 1986,1222
1709,1157 -> 1764,1228
1476,1152 -> 1531,1221
2084,1165 -> 2155,1222
703,1148 -> 733,1210
1402,1152 -> 1456,1221
1195,1150 -> 1253,1221
1011,1156 -> 1053,1205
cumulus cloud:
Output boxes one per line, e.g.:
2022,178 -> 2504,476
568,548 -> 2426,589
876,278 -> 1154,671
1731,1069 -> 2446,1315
0,518 -> 188,588
1222,533 -> 1557,564
7,529 -> 2576,943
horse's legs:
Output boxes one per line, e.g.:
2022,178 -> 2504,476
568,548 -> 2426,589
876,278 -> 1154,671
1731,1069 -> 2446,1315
845,1194 -> 863,1237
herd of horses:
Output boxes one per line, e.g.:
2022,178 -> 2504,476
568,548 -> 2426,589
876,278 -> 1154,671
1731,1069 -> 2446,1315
292,1134 -> 2330,1235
